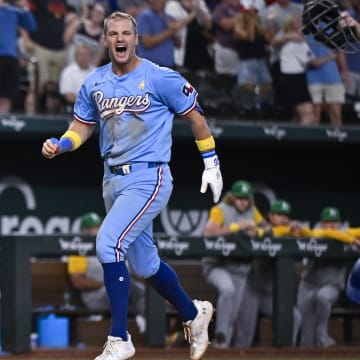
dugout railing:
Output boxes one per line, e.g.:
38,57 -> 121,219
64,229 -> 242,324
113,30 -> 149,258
0,234 -> 359,353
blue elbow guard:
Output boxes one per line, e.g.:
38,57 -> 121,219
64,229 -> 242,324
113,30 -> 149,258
50,137 -> 72,153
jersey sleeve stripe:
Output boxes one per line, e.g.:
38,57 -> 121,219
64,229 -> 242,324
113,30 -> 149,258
73,113 -> 97,125
178,93 -> 200,116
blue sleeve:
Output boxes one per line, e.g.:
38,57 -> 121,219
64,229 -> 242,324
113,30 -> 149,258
155,69 -> 202,115
18,10 -> 37,32
73,82 -> 98,124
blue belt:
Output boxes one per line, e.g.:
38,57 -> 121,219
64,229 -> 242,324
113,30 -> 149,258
109,162 -> 164,176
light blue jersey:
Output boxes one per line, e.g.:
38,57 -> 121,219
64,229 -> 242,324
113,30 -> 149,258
73,59 -> 202,271
74,59 -> 199,167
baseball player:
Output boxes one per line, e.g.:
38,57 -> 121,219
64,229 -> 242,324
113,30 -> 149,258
235,200 -> 306,348
297,207 -> 360,347
202,180 -> 269,348
41,11 -> 223,360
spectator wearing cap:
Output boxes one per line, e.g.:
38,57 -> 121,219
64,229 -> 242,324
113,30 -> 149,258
67,212 -> 147,334
235,199 -> 309,347
297,206 -> 360,348
202,180 -> 270,348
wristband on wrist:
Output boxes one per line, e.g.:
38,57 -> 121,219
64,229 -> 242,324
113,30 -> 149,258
50,137 -> 74,153
60,130 -> 82,152
195,135 -> 215,153
257,228 -> 265,237
229,222 -> 240,233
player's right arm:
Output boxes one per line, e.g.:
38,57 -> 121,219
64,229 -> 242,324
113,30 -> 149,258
204,206 -> 225,236
204,206 -> 255,236
185,108 -> 223,203
68,255 -> 103,290
41,120 -> 95,159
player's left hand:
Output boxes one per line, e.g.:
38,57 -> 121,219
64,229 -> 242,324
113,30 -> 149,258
41,138 -> 61,159
200,165 -> 223,203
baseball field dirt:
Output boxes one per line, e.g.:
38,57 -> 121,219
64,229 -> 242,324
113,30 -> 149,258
1,346 -> 360,360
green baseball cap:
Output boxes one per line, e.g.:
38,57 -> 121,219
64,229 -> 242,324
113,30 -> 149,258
80,212 -> 102,230
231,180 -> 253,198
270,200 -> 291,215
321,207 -> 341,222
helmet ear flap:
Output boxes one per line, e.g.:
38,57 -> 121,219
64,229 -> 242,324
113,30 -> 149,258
300,0 -> 360,52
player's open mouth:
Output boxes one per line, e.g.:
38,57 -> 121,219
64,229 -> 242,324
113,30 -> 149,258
115,44 -> 127,53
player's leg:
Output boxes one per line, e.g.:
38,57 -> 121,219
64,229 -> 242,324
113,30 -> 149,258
314,285 -> 339,347
292,306 -> 302,346
82,286 -> 110,311
94,165 -> 173,360
234,282 -> 260,347
127,225 -> 196,321
128,274 -> 146,334
204,265 -> 237,348
297,280 -> 317,347
129,230 -> 213,360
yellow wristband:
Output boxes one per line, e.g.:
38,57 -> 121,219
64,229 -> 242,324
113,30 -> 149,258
257,228 -> 265,237
229,222 -> 240,233
60,130 -> 82,151
195,136 -> 215,152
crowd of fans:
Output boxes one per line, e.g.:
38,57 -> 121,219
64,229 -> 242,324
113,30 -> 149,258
1,0 -> 360,124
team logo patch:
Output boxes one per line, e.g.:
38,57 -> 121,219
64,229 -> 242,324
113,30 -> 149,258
181,82 -> 194,97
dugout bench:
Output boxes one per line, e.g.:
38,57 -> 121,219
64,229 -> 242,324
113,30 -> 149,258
0,234 -> 359,353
